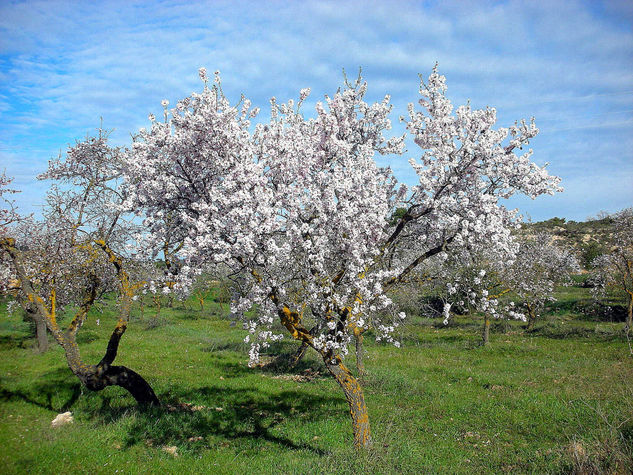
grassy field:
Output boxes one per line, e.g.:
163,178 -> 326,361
0,283 -> 632,474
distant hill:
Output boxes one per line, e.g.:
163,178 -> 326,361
521,216 -> 614,270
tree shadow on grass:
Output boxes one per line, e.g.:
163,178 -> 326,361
0,333 -> 35,350
84,383 -> 335,455
1,365 -> 338,454
0,367 -> 81,412
259,356 -> 326,376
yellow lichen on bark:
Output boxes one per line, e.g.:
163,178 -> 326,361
327,357 -> 372,449
279,306 -> 313,343
489,287 -> 511,299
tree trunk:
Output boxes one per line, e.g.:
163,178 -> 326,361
35,312 -> 49,353
153,295 -> 161,318
63,325 -> 160,406
482,315 -> 490,346
526,303 -> 537,331
78,364 -> 160,405
324,356 -> 371,449
24,306 -> 49,353
355,332 -> 365,377
139,295 -> 145,317
626,296 -> 633,331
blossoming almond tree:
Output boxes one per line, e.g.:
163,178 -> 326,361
419,245 -> 525,345
591,208 -> 633,330
0,173 -> 22,292
0,132 -> 159,405
126,66 -> 561,448
505,233 -> 579,330
429,234 -> 577,340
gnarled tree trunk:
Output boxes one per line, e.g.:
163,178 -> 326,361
271,295 -> 372,449
324,356 -> 371,449
62,327 -> 159,405
2,237 -> 159,407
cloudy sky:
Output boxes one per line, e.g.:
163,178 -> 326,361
1,0 -> 632,221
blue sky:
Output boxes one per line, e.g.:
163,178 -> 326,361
1,0 -> 632,221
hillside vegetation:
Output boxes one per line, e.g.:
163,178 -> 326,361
522,216 -> 614,269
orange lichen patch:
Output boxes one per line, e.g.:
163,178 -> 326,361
74,241 -> 102,265
488,288 -> 511,300
28,293 -> 57,327
279,306 -> 313,343
0,237 -> 16,248
252,271 -> 263,284
49,287 -> 57,321
95,240 -> 126,278
327,358 -> 371,449
114,318 -> 128,333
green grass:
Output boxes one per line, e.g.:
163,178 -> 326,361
0,285 -> 632,474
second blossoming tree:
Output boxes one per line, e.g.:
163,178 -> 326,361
125,67 -> 561,448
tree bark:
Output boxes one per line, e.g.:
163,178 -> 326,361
482,315 -> 490,346
62,324 -> 160,406
34,311 -> 49,353
24,306 -> 49,353
626,295 -> 633,331
153,295 -> 161,318
526,303 -> 537,331
269,293 -> 370,449
77,364 -> 159,405
324,356 -> 371,449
